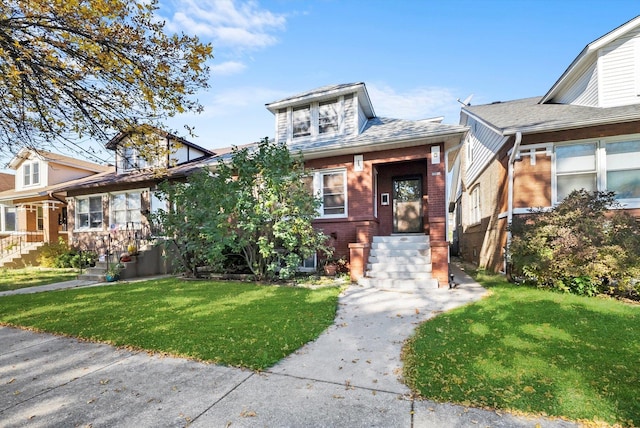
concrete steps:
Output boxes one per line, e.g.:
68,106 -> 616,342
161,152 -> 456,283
359,235 -> 437,289
0,242 -> 44,268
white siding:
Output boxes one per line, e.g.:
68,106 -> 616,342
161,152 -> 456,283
598,28 -> 640,107
276,108 -> 288,143
174,144 -> 207,164
463,116 -> 508,185
344,93 -> 357,136
48,164 -> 95,185
555,62 -> 599,106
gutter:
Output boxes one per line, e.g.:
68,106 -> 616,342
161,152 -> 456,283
505,131 -> 522,273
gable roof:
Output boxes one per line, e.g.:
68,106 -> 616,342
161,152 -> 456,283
541,15 -> 640,104
266,82 -> 375,118
462,97 -> 640,136
0,172 -> 13,191
7,148 -> 110,172
289,116 -> 467,159
105,126 -> 215,156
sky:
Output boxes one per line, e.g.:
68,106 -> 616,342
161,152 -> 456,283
3,0 -> 640,172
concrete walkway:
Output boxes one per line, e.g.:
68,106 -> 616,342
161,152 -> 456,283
0,265 -> 578,427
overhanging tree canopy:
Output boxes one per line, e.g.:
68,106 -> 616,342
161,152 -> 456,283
0,0 -> 212,159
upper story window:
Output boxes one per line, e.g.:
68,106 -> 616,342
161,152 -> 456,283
554,139 -> 640,204
291,99 -> 341,140
76,196 -> 103,230
23,161 -> 40,186
293,106 -> 311,138
319,100 -> 339,134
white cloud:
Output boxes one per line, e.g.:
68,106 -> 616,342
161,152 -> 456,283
367,83 -> 462,124
162,0 -> 286,50
210,60 -> 247,75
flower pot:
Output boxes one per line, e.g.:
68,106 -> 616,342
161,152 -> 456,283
105,273 -> 119,282
324,264 -> 338,276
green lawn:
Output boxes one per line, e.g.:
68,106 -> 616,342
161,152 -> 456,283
0,267 -> 78,292
0,278 -> 341,370
403,270 -> 640,427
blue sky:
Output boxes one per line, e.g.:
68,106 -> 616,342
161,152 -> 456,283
3,0 -> 640,170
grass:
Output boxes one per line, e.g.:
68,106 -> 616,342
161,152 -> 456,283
0,267 -> 78,292
0,278 -> 341,370
403,270 -> 640,427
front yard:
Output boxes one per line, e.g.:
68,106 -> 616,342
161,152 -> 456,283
403,270 -> 640,427
0,278 -> 341,370
0,267 -> 78,292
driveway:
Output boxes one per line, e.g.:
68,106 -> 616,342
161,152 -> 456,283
0,265 -> 578,427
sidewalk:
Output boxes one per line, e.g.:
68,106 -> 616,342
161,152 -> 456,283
0,265 -> 578,427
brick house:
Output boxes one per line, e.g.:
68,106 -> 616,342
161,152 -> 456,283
0,149 -> 109,267
62,127 -> 214,269
266,83 -> 467,286
455,16 -> 640,272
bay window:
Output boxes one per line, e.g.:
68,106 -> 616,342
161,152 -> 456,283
605,140 -> 640,200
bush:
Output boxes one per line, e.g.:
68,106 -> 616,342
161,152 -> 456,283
508,190 -> 640,299
38,239 -> 70,267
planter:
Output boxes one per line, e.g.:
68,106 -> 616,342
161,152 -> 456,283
105,273 -> 119,282
323,264 -> 338,276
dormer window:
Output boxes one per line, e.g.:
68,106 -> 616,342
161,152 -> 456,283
319,100 -> 338,134
293,106 -> 311,138
291,99 -> 340,139
23,161 -> 40,186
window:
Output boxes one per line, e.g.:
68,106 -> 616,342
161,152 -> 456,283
76,196 -> 103,229
293,106 -> 311,138
23,162 -> 40,186
291,99 -> 341,139
470,186 -> 481,225
110,192 -> 142,229
299,254 -> 317,272
310,169 -> 347,218
37,206 -> 44,231
118,146 -> 150,171
554,139 -> 640,204
606,140 -> 640,199
3,207 -> 16,231
555,143 -> 597,202
319,100 -> 338,134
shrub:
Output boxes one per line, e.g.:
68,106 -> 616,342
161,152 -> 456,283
508,190 -> 640,299
38,239 -> 70,267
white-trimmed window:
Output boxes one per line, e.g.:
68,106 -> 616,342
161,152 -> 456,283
2,206 -> 17,232
118,146 -> 150,172
469,185 -> 481,225
76,196 -> 103,229
37,206 -> 44,231
554,139 -> 640,204
555,143 -> 597,202
605,140 -> 640,200
110,191 -> 142,229
23,161 -> 40,186
309,169 -> 347,218
293,106 -> 311,138
319,100 -> 339,134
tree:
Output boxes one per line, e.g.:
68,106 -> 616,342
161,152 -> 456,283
154,138 -> 332,280
0,0 -> 212,158
508,189 -> 640,299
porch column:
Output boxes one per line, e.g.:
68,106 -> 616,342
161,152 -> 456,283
427,143 -> 449,287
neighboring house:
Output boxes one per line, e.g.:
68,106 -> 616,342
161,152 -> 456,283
0,149 -> 109,246
266,83 -> 468,286
63,127 -> 215,261
456,16 -> 640,272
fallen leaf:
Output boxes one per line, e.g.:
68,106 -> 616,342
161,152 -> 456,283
240,409 -> 257,418
7,378 -> 15,384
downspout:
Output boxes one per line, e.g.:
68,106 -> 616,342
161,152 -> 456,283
505,131 -> 522,275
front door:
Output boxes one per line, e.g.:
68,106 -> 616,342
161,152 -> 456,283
393,177 -> 423,233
